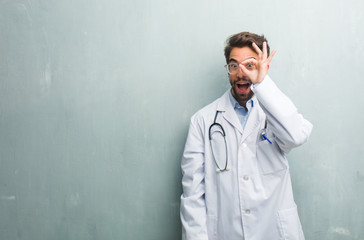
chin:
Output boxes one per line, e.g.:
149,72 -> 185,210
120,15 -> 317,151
234,89 -> 253,103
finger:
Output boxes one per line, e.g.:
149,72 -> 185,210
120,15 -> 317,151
266,49 -> 277,64
240,58 -> 258,69
240,64 -> 257,83
262,42 -> 268,60
252,42 -> 262,57
240,61 -> 257,75
239,64 -> 253,77
240,58 -> 257,66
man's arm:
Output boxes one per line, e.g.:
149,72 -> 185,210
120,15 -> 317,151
252,75 -> 313,152
180,116 -> 208,240
240,42 -> 312,152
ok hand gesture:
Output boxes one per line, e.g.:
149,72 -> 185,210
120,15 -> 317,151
240,42 -> 276,84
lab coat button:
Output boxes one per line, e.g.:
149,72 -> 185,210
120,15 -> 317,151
245,209 -> 251,214
243,175 -> 249,181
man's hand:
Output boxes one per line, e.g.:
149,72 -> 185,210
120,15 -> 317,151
239,42 -> 276,84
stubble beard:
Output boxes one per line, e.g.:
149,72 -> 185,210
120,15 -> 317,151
230,78 -> 254,106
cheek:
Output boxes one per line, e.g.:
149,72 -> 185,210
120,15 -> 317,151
228,75 -> 235,85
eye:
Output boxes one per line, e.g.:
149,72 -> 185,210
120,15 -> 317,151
246,63 -> 253,68
229,63 -> 239,69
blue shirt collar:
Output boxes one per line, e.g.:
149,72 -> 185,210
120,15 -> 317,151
228,90 -> 256,111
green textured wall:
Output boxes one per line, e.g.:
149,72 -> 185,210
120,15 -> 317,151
0,0 -> 363,239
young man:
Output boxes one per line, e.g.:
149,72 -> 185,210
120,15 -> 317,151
180,32 -> 313,240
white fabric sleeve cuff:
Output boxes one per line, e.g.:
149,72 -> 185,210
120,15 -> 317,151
251,75 -> 274,92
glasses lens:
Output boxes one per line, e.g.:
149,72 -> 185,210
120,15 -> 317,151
227,63 -> 239,74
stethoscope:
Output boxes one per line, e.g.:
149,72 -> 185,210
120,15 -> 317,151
209,111 -> 229,172
208,111 -> 272,173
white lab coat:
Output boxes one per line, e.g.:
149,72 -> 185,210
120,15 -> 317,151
180,76 -> 313,240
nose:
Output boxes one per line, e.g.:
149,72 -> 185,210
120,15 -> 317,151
236,65 -> 247,78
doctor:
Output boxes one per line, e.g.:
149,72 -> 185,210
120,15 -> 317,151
180,32 -> 313,240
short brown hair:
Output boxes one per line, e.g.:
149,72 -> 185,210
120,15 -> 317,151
224,32 -> 270,63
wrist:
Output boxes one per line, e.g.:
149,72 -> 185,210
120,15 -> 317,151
254,75 -> 266,84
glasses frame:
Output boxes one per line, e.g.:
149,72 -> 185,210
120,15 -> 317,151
224,62 -> 254,75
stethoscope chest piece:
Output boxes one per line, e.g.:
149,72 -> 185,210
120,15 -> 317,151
260,129 -> 267,139
260,122 -> 272,144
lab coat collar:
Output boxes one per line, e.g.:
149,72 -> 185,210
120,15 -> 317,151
216,89 -> 264,138
216,90 -> 243,134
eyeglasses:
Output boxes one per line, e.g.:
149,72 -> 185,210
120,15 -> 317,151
224,62 -> 254,75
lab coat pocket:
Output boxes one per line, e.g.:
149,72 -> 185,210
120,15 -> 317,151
206,215 -> 217,240
277,206 -> 305,240
256,134 -> 287,174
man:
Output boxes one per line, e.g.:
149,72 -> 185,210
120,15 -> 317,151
180,32 -> 313,240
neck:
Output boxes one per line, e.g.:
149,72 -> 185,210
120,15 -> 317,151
239,101 -> 248,112
230,89 -> 252,111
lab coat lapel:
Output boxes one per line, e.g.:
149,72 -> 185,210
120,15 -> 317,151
240,100 -> 265,143
217,90 -> 243,135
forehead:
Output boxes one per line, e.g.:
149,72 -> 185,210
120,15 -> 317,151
229,47 -> 258,62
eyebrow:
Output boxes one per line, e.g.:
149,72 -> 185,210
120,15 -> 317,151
229,58 -> 239,63
229,57 -> 257,63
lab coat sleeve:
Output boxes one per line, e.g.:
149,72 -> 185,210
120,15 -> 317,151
180,114 -> 208,240
252,75 -> 313,153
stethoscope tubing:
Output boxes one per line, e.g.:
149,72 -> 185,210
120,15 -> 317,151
209,111 -> 229,172
209,110 -> 271,173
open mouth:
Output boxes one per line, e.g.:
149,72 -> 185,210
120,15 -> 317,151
236,82 -> 251,93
